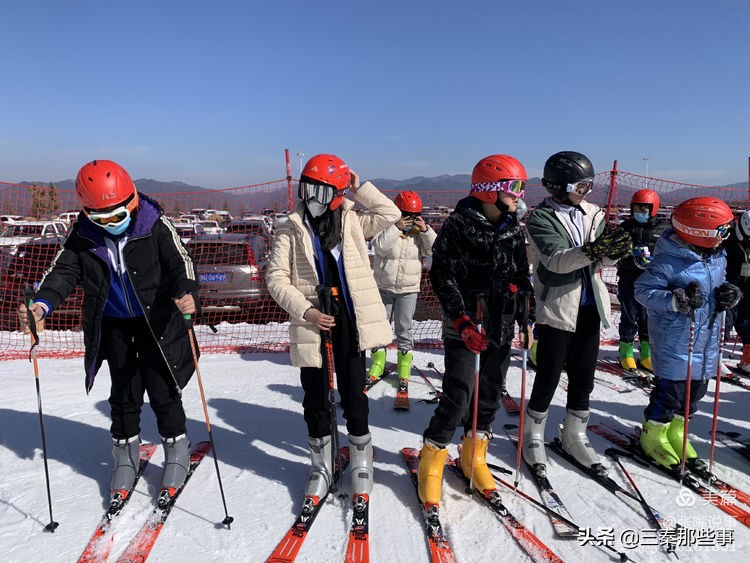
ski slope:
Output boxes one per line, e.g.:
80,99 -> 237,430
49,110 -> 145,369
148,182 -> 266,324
1,338 -> 749,562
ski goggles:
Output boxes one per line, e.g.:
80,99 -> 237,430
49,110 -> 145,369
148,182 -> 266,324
566,178 -> 595,196
471,179 -> 526,198
717,222 -> 733,241
298,181 -> 347,205
84,194 -> 137,227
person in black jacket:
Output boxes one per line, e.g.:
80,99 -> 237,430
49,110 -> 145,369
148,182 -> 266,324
725,210 -> 750,372
19,160 -> 199,507
617,189 -> 669,372
417,154 -> 534,510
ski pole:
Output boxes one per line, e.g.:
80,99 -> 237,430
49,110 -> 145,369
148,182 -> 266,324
411,365 -> 441,402
25,301 -> 59,532
709,310 -> 728,475
514,292 -> 531,491
679,284 -> 698,485
487,466 -> 632,562
606,449 -> 664,532
426,361 -> 444,380
184,315 -> 234,528
317,285 -> 342,495
466,296 -> 483,494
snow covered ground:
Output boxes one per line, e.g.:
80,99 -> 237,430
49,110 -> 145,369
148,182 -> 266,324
2,342 -> 750,562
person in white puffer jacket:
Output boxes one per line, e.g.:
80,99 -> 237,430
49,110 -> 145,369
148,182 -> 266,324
368,191 -> 437,391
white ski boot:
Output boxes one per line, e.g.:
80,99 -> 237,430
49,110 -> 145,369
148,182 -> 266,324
305,435 -> 334,502
159,434 -> 190,506
560,409 -> 607,475
522,408 -> 548,471
348,433 -> 373,497
111,435 -> 140,503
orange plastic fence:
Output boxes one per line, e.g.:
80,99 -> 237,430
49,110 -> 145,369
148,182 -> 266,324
0,170 -> 747,360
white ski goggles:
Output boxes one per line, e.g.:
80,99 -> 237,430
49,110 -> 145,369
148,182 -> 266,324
84,194 -> 137,228
566,178 -> 594,196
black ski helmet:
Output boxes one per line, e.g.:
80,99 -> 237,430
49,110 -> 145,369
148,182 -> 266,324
542,151 -> 595,199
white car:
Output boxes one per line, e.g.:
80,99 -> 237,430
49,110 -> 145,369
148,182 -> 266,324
197,220 -> 223,235
171,222 -> 206,244
0,221 -> 67,254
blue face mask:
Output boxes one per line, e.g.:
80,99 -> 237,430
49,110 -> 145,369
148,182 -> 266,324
98,215 -> 132,236
633,212 -> 650,224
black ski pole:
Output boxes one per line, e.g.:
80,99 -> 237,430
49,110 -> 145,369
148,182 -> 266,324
316,285 -> 342,495
487,466 -> 633,562
25,301 -> 59,532
426,361 -> 444,380
184,314 -> 234,528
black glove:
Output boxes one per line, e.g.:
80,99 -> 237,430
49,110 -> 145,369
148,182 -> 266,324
672,283 -> 703,315
715,282 -> 742,312
582,227 -> 632,261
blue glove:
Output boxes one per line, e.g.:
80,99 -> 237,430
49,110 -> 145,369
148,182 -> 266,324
632,244 -> 652,269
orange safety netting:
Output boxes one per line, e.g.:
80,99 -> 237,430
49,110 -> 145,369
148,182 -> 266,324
0,169 -> 747,360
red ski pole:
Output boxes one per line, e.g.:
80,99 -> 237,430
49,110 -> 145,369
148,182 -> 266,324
709,310 -> 728,475
680,306 -> 696,484
514,292 -> 531,490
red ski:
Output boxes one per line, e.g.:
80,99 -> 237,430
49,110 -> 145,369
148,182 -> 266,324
77,443 -> 157,563
344,494 -> 369,563
500,392 -> 520,415
116,441 -> 212,563
394,378 -> 410,411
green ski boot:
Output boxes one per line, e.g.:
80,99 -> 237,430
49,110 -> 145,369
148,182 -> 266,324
368,348 -> 386,381
619,341 -> 637,371
397,350 -> 413,381
640,420 -> 680,469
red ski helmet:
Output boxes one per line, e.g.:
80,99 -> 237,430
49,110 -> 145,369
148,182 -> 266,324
470,155 -> 527,204
394,191 -> 422,214
300,154 -> 350,211
75,160 -> 138,211
671,197 -> 734,249
631,189 -> 660,217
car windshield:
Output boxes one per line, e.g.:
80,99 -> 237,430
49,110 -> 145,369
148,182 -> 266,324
1,224 -> 44,236
189,242 -> 252,265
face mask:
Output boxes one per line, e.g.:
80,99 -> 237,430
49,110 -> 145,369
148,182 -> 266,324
305,199 -> 328,218
515,199 -> 528,221
633,212 -> 650,224
97,215 -> 131,235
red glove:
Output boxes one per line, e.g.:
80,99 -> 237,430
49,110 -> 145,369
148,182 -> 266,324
452,315 -> 487,354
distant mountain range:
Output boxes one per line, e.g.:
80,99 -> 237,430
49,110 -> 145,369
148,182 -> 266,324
21,175 -> 750,212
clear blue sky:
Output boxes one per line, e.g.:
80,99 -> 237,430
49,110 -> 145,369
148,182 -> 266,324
1,1 -> 748,188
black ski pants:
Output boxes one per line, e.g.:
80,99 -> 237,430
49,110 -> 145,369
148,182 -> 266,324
300,302 -> 369,438
423,338 -> 511,446
618,277 -> 649,343
527,305 -> 600,413
104,317 -> 187,440
644,377 -> 709,423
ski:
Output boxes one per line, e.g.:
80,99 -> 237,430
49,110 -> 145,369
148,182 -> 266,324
716,429 -> 750,463
502,424 -> 577,537
500,392 -> 520,415
394,377 -> 410,411
595,359 -> 653,391
266,447 -> 350,563
344,494 -> 369,563
364,369 -> 390,393
547,436 -> 670,529
448,455 -> 563,563
116,441 -> 212,563
401,448 -> 457,563
589,423 -> 750,528
723,369 -> 750,391
77,443 -> 158,563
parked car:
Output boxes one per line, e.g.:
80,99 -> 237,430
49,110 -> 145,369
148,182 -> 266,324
197,219 -> 223,235
57,211 -> 81,225
186,234 -> 285,323
172,222 -> 206,244
0,220 -> 67,255
225,217 -> 272,241
0,238 -> 83,331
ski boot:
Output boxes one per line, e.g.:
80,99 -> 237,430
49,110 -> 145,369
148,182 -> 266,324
529,341 -> 538,369
522,407 -> 548,471
368,348 -> 386,385
639,341 -> 652,372
666,415 -> 700,467
560,409 -> 606,475
110,435 -> 140,507
459,430 -> 495,495
640,420 -> 680,469
397,350 -> 413,380
305,435 -> 334,504
619,341 -> 637,371
159,434 -> 190,507
417,439 -> 449,508
348,433 -> 373,497
739,344 -> 750,374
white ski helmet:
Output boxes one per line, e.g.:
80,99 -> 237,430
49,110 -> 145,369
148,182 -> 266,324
736,210 -> 750,243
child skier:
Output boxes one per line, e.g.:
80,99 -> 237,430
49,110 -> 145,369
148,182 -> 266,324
617,189 -> 669,372
522,151 -> 632,474
417,154 -> 534,508
19,160 -> 199,506
724,210 -> 750,373
635,197 -> 741,468
266,154 -> 399,508
368,191 -> 437,393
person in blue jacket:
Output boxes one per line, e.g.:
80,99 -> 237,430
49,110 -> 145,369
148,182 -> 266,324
635,197 -> 741,468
